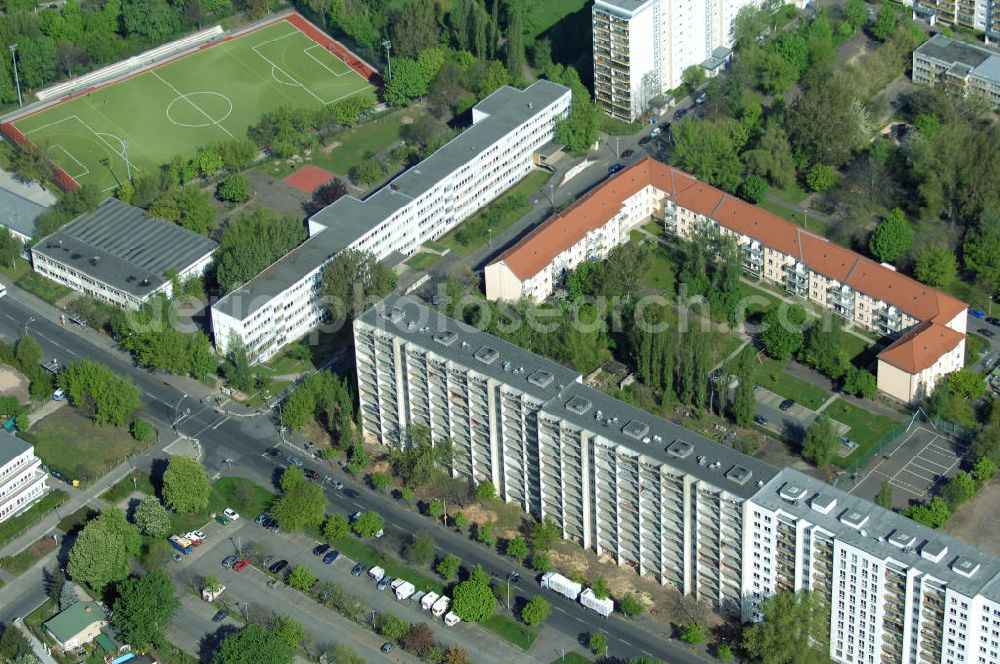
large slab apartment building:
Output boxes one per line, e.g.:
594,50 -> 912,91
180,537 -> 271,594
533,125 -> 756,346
485,158 -> 967,404
210,80 -> 571,363
356,294 -> 1000,664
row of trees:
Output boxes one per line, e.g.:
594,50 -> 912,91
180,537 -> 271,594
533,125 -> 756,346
57,359 -> 141,427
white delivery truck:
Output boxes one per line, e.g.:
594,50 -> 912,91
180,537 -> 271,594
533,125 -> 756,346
368,566 -> 385,582
431,595 -> 451,618
421,591 -> 440,611
395,581 -> 416,601
443,611 -> 461,627
391,578 -> 406,592
579,588 -> 614,617
539,572 -> 582,601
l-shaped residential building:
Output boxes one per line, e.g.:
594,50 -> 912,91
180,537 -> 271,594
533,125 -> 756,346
485,158 -> 967,403
209,80 -> 572,363
356,295 -> 1000,664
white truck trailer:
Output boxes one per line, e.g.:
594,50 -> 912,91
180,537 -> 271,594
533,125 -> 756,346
395,581 -> 416,601
539,572 -> 582,600
579,588 -> 614,617
443,611 -> 461,627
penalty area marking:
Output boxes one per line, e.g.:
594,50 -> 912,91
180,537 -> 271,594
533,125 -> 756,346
20,114 -> 140,180
47,144 -> 90,179
303,44 -> 351,77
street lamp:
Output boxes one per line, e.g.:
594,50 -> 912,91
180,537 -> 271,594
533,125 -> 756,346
9,44 -> 22,107
172,393 -> 188,429
382,40 -> 392,82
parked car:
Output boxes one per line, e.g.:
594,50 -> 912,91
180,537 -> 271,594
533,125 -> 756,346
328,478 -> 344,490
323,550 -> 340,564
607,163 -> 624,174
839,436 -> 857,449
215,515 -> 230,526
377,576 -> 392,591
381,642 -> 395,654
979,327 -> 996,338
255,512 -> 269,525
173,553 -> 183,563
223,508 -> 240,520
212,610 -> 228,624
351,563 -> 366,577
620,149 -> 634,160
222,555 -> 237,568
673,108 -> 688,121
508,571 -> 521,584
649,126 -> 662,138
313,543 -> 329,557
187,530 -> 206,541
287,455 -> 304,467
52,388 -> 65,401
233,559 -> 250,572
351,511 -> 362,522
753,415 -> 768,426
268,560 -> 288,574
988,317 -> 1000,327
779,399 -> 795,411
694,91 -> 708,105
343,488 -> 359,499
304,468 -> 319,481
264,447 -> 280,457
971,309 -> 987,319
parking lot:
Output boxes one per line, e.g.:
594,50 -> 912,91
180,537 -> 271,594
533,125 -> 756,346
753,386 -> 848,441
847,425 -> 966,509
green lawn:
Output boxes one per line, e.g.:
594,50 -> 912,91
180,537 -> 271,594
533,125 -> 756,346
101,469 -> 156,504
601,115 -> 643,136
760,199 -> 831,237
25,598 -> 58,633
966,332 -> 990,366
840,333 -> 875,365
0,257 -> 31,282
770,181 -> 809,205
438,170 -> 552,257
56,505 -> 98,534
639,238 -> 679,294
826,399 -> 902,467
16,271 -> 72,305
525,0 -> 591,41
733,282 -> 781,322
483,614 -> 538,650
405,252 -> 439,271
0,535 -> 58,575
331,535 -> 444,594
423,240 -> 448,253
751,359 -> 830,410
22,407 -> 140,485
15,17 -> 373,192
548,653 -> 592,664
171,477 -> 275,535
0,491 -> 67,546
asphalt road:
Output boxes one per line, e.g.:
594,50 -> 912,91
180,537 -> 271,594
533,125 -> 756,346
0,288 -> 702,663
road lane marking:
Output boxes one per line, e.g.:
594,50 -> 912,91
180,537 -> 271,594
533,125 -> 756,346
212,416 -> 231,430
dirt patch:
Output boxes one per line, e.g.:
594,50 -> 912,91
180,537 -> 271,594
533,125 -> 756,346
456,503 -> 496,525
399,115 -> 414,125
320,141 -> 342,154
0,366 -> 29,403
944,476 -> 1000,556
300,419 -> 335,448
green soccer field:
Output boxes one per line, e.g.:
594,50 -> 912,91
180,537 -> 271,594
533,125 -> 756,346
13,18 -> 374,192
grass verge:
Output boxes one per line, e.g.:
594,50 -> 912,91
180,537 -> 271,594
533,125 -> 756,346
483,614 -> 538,650
827,400 -> 901,467
0,490 -> 67,546
22,407 -> 140,485
752,359 -> 830,410
170,477 -> 275,535
102,470 -> 156,504
332,535 -> 444,595
759,199 -> 831,237
548,654 -> 591,664
57,506 -> 98,534
0,535 -> 58,575
405,252 -> 439,271
16,271 -> 72,305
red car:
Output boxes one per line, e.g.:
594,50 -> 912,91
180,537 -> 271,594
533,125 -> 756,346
620,149 -> 634,160
233,559 -> 250,572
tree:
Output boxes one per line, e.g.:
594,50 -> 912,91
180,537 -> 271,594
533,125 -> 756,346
943,470 -> 976,509
436,553 -> 461,580
964,211 -> 1000,293
377,613 -> 410,639
389,0 -> 440,58
476,522 -> 496,546
112,570 -> 180,648
914,245 -> 957,287
453,511 -> 469,528
332,91 -> 377,126
323,513 -> 350,542
844,0 -> 867,30
391,425 -> 453,488
272,615 -> 304,649
162,456 -> 210,513
744,125 -> 796,189
842,366 -> 877,399
671,119 -> 742,192
786,75 -> 863,167
805,163 -> 838,192
328,644 -> 366,664
287,565 -> 318,591
505,536 -> 528,560
216,208 -> 307,293
530,517 -> 561,551
550,66 -> 597,154
15,334 -> 42,371
371,471 -> 391,497
213,623 -> 293,664
869,208 -> 913,263
479,59 -> 512,98
802,417 -> 837,467
733,5 -> 770,48
0,229 -> 21,269
148,186 -> 216,234
352,511 -> 385,538
875,479 -> 893,509
742,591 -> 829,664
130,419 -> 154,442
800,315 -> 846,380
872,6 -> 897,41
59,582 -> 79,611
973,456 -> 997,483
503,0 -> 524,78
740,175 -> 768,204
452,566 -> 496,622
592,576 -> 611,600
67,508 -> 140,591
521,595 -> 551,626
530,552 -> 551,571
404,531 -> 436,565
717,643 -> 734,661
682,65 -> 706,93
321,248 -> 398,321
306,177 -> 349,215
946,369 -> 986,399
760,306 -> 805,361
402,623 -> 436,656
272,480 -> 328,531
133,496 -> 170,537
903,496 -> 952,529
475,480 -> 497,502
619,593 -> 644,617
731,348 -> 756,427
57,360 -> 141,427
681,623 -> 708,644
217,174 -> 251,203
443,644 -> 472,664
384,58 -> 428,106
589,631 -> 609,655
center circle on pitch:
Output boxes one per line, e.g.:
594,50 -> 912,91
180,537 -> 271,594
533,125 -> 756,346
165,92 -> 234,128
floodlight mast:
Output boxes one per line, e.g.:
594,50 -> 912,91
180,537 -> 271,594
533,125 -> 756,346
9,44 -> 22,107
382,40 -> 392,82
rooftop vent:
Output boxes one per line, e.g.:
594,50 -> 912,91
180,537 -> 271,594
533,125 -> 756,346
920,540 -> 948,563
433,330 -> 458,346
382,306 -> 405,323
779,484 -> 808,503
951,557 -> 981,578
90,255 -> 100,265
527,370 -> 553,388
888,530 -> 917,550
839,509 -> 870,530
725,465 -> 752,485
565,396 -> 592,415
809,494 -> 837,515
621,419 -> 650,441
474,346 -> 499,364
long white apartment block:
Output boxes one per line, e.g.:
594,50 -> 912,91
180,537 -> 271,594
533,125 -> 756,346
355,295 -> 1000,664
210,80 -> 571,363
592,0 -> 791,120
0,429 -> 48,523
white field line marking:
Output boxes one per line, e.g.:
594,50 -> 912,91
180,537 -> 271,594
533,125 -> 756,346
21,116 -> 78,136
303,44 -> 350,77
73,115 -> 141,176
150,70 -> 234,138
251,43 -> 324,105
48,144 -> 89,178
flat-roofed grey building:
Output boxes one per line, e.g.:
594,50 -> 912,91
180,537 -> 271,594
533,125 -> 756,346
31,198 -> 217,309
913,34 -> 1000,109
